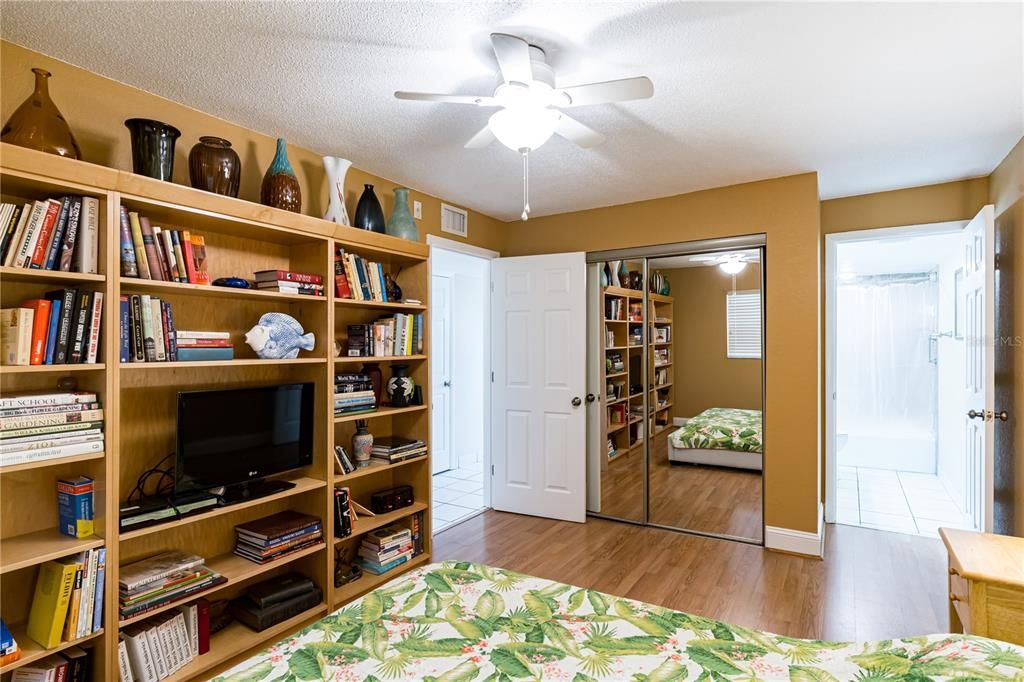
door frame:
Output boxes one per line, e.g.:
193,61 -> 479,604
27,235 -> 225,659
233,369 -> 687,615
824,221 -> 967,524
427,235 -> 498,508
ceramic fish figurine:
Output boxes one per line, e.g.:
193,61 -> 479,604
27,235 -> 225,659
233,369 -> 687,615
245,312 -> 315,359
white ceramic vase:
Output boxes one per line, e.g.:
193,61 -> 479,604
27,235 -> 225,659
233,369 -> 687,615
323,156 -> 351,226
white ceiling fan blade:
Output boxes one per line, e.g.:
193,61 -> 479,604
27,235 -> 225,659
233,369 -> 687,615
556,76 -> 654,107
464,125 -> 497,149
490,33 -> 533,84
553,113 -> 605,148
689,256 -> 718,262
395,91 -> 497,106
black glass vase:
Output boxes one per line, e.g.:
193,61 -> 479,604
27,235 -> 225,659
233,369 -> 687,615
125,118 -> 181,181
353,184 -> 386,233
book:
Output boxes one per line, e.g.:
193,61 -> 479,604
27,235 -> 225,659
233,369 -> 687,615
118,206 -> 139,277
43,299 -> 62,365
67,290 -> 91,364
127,212 -> 150,279
254,270 -> 322,285
170,231 -> 187,283
181,230 -> 196,283
57,197 -> 82,273
176,347 -> 233,362
1,409 -> 104,431
137,217 -> 163,281
2,204 -> 30,267
363,525 -> 412,549
12,201 -> 47,268
92,548 -> 107,634
162,301 -> 178,361
26,559 -> 78,648
44,289 -> 76,364
190,234 -> 210,284
0,421 -> 103,441
57,476 -> 94,538
138,294 -> 156,362
118,638 -> 135,682
119,296 -> 130,362
62,558 -> 84,642
1,308 -> 34,365
59,646 -> 90,682
10,655 -> 68,682
0,203 -> 25,264
160,229 -> 178,282
119,551 -> 205,593
42,197 -> 71,271
234,510 -> 322,542
0,441 -> 105,467
0,391 -> 97,410
235,522 -> 323,549
174,330 -> 229,340
21,299 -> 51,365
85,292 -> 103,364
122,627 -> 158,682
173,338 -> 231,347
149,298 -> 166,362
74,197 -> 99,274
28,199 -> 60,269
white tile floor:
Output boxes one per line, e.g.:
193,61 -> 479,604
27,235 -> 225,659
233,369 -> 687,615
432,465 -> 486,533
836,466 -> 976,538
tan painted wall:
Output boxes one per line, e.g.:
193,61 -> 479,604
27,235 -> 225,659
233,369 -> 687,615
661,266 -> 762,419
820,177 -> 990,233
988,137 -> 1023,536
505,173 -> 822,534
0,41 -> 508,253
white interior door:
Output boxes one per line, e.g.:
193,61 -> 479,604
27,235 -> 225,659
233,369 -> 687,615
491,252 -> 587,522
961,205 -> 995,532
431,274 -> 453,475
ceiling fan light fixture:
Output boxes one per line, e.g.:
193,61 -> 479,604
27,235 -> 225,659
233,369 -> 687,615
488,107 -> 560,152
719,259 -> 747,275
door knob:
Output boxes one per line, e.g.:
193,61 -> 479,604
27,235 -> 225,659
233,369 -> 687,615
571,396 -> 582,407
967,409 -> 986,420
995,410 -> 1009,422
585,393 -> 596,403
443,380 -> 451,387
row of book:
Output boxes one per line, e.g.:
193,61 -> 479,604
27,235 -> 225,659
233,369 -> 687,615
24,548 -> 106,651
118,600 -> 209,682
345,314 -> 423,357
0,197 -> 100,274
0,391 -> 105,468
119,551 -> 224,622
7,644 -> 92,682
371,436 -> 427,465
254,269 -> 324,296
1,289 -> 104,366
119,208 -> 209,284
334,372 -> 375,417
335,247 -> 416,304
234,511 -> 324,565
119,295 -> 233,363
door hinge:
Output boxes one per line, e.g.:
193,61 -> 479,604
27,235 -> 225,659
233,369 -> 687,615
491,371 -> 494,382
491,464 -> 495,475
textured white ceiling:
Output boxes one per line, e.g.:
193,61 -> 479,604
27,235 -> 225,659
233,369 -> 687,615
2,1 -> 1021,220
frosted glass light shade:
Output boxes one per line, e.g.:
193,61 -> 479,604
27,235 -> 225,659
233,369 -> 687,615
488,108 -> 559,151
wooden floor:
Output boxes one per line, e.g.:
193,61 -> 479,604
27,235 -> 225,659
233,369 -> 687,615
599,433 -> 763,541
434,510 -> 949,642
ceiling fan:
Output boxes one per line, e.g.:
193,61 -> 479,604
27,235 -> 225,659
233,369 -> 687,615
689,252 -> 760,274
395,33 -> 654,219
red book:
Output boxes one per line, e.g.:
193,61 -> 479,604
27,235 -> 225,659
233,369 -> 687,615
29,199 -> 60,268
20,299 -> 52,365
196,598 -> 210,654
254,270 -> 323,285
335,272 -> 352,299
181,230 -> 197,283
138,217 -> 166,281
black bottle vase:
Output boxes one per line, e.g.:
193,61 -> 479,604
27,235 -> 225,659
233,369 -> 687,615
353,184 -> 386,233
125,118 -> 181,181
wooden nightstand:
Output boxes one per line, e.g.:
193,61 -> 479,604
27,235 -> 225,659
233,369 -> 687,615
939,528 -> 1024,644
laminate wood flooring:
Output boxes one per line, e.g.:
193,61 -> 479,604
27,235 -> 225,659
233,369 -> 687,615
433,511 -> 949,642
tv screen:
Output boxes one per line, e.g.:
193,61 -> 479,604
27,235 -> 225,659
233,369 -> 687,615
175,382 -> 314,494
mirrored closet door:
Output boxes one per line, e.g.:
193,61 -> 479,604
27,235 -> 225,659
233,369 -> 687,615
586,242 -> 765,544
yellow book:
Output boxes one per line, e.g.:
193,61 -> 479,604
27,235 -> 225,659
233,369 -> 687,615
61,560 -> 84,642
128,211 -> 151,280
27,558 -> 78,648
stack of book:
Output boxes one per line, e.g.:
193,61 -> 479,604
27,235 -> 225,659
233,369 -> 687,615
0,196 -> 100,274
370,436 -> 427,464
334,372 -> 376,417
1,288 -> 104,366
345,314 -> 423,357
174,331 -> 232,363
8,646 -> 92,682
234,511 -> 324,565
0,390 -> 105,468
25,549 -> 106,649
119,600 -> 210,682
118,551 -> 224,622
254,270 -> 324,296
357,525 -> 414,575
334,247 -> 399,302
120,292 -> 233,363
119,208 -> 210,284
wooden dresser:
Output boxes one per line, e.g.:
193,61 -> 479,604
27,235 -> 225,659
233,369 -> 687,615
939,528 -> 1024,645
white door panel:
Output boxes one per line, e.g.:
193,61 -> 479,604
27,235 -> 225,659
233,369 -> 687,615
492,252 -> 586,522
431,274 -> 453,475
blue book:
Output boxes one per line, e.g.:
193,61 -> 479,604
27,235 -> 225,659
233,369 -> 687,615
357,553 -> 410,575
119,296 -> 130,362
43,197 -> 72,271
377,263 -> 388,301
163,301 -> 178,361
176,346 -> 234,362
92,547 -> 106,632
43,299 -> 62,364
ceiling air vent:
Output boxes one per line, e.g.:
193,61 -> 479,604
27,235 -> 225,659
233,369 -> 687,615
441,203 -> 469,238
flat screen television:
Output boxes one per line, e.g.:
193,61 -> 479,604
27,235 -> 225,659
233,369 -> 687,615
175,382 -> 315,501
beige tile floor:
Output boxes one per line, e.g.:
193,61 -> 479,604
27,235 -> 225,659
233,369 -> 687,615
835,466 -> 975,538
432,465 -> 486,533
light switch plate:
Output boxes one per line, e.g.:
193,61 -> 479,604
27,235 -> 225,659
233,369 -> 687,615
413,200 -> 422,219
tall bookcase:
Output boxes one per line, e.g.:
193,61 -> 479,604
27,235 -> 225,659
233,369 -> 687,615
0,144 -> 432,681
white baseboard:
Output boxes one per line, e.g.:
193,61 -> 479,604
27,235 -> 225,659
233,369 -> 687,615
765,504 -> 825,558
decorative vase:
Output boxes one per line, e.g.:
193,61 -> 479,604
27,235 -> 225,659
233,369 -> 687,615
386,364 -> 415,407
386,187 -> 419,241
125,118 -> 180,181
619,261 -> 629,287
2,68 -> 81,159
361,362 -> 383,406
352,420 -> 373,468
600,263 -> 608,287
353,184 -> 385,233
260,138 -> 301,213
384,272 -> 402,301
323,156 -> 351,226
188,136 -> 240,197
629,271 -> 643,290
608,260 -> 621,287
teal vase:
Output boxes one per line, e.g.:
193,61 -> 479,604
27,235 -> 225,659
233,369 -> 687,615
260,138 -> 301,212
386,187 -> 419,241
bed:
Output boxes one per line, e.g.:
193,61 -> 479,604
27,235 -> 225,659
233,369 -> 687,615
668,407 -> 763,470
210,562 -> 1024,681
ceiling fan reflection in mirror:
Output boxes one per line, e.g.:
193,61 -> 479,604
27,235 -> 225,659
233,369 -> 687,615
395,33 -> 654,220
689,252 -> 760,275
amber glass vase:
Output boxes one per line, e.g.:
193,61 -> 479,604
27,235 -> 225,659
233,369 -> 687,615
1,68 -> 81,159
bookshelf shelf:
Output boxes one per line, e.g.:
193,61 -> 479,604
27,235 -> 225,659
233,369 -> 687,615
0,626 -> 105,675
119,357 -> 326,370
334,354 -> 427,364
333,404 -> 427,424
0,450 -> 105,475
119,278 -> 328,304
336,298 -> 426,311
119,477 -> 327,541
338,502 -> 430,544
0,266 -> 106,284
332,553 -> 430,607
0,363 -> 105,375
118,542 -> 327,627
332,455 -> 426,483
0,529 -> 106,574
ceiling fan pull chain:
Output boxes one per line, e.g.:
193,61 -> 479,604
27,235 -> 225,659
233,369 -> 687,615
521,147 -> 530,221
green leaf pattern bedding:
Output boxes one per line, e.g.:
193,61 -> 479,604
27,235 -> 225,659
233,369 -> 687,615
670,408 -> 763,453
211,562 -> 1024,682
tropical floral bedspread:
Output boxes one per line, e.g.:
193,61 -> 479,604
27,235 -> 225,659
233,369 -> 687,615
211,562 -> 1024,682
670,408 -> 763,453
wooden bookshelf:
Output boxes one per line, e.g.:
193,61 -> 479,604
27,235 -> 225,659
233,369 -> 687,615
0,144 -> 431,682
